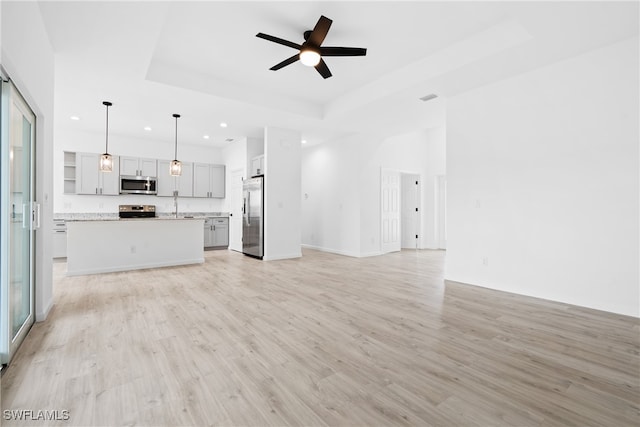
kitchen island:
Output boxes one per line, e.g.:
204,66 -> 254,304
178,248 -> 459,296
66,217 -> 205,276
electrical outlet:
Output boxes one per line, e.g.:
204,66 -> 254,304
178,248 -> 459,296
130,245 -> 136,254
482,256 -> 489,267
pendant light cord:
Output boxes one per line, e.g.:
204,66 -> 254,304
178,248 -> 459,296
102,101 -> 112,153
173,113 -> 180,159
105,104 -> 109,153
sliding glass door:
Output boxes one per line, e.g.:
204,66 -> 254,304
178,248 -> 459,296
0,79 -> 36,365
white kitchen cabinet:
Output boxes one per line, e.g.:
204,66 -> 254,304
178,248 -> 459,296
120,156 -> 157,177
75,152 -> 120,195
212,218 -> 229,247
250,154 -> 265,177
63,151 -> 76,194
193,163 -> 225,198
157,160 -> 193,197
52,220 -> 67,258
204,217 -> 229,248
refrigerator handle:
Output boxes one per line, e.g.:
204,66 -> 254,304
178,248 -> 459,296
247,193 -> 251,226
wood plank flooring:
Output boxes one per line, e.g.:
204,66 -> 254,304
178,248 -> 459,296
1,248 -> 638,426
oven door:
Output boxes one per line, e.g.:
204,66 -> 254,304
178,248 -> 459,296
120,176 -> 157,195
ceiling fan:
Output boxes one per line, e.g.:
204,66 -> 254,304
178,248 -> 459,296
256,15 -> 367,79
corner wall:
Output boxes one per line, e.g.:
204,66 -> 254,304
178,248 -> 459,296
301,128 -> 446,257
264,127 -> 301,260
446,36 -> 639,317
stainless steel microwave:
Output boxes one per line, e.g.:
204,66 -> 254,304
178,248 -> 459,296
120,175 -> 157,195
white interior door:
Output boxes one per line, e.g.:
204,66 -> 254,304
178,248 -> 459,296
381,168 -> 401,253
228,168 -> 244,252
401,173 -> 420,249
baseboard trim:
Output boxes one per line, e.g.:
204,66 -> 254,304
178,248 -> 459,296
65,258 -> 205,277
444,278 -> 640,319
301,244 -> 383,258
263,252 -> 302,261
36,299 -> 54,322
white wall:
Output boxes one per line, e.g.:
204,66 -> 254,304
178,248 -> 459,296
424,126 -> 447,248
221,137 -> 247,212
301,128 -> 446,257
54,128 -> 226,214
301,135 -> 363,257
446,36 -> 639,317
264,127 -> 301,260
1,1 -> 55,320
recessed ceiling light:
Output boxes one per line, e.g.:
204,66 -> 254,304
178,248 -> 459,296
219,122 -> 227,128
70,116 -> 80,121
301,140 -> 307,144
144,126 -> 152,131
203,135 -> 210,139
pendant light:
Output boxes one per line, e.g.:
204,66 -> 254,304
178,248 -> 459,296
99,101 -> 113,172
170,113 -> 182,176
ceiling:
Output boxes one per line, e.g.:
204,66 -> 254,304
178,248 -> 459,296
37,1 -> 639,149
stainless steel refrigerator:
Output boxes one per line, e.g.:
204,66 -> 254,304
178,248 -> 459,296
242,176 -> 264,259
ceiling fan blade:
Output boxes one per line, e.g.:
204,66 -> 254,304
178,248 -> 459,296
314,58 -> 332,79
270,54 -> 300,71
307,15 -> 332,46
256,33 -> 301,50
320,46 -> 367,57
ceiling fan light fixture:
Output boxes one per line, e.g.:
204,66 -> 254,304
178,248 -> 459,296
299,48 -> 321,67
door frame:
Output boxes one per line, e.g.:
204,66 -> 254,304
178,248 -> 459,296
435,174 -> 447,249
0,78 -> 37,365
228,168 -> 244,252
400,172 -> 421,249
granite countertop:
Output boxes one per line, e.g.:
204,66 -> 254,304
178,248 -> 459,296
54,212 -> 229,221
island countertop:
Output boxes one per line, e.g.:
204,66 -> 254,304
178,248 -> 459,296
54,211 -> 229,221
66,218 -> 205,276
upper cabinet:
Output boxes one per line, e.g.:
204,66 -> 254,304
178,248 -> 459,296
64,151 -> 222,199
63,151 -> 76,194
193,163 -> 225,198
157,160 -> 194,197
250,155 -> 265,177
120,156 -> 157,177
75,152 -> 120,195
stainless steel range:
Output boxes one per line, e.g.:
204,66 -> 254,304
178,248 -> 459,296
118,205 -> 156,219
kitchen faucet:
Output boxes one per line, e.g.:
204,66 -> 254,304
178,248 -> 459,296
173,191 -> 178,218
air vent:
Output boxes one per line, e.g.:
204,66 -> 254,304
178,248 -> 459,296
225,138 -> 234,142
419,93 -> 438,102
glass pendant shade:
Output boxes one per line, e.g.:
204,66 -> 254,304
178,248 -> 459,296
100,101 -> 113,172
99,153 -> 113,172
170,159 -> 182,176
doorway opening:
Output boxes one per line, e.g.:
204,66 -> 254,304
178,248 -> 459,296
401,173 -> 421,249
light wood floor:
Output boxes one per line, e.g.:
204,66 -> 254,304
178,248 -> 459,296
1,249 -> 639,426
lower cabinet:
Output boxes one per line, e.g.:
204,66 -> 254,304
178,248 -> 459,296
204,218 -> 229,248
52,220 -> 67,258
